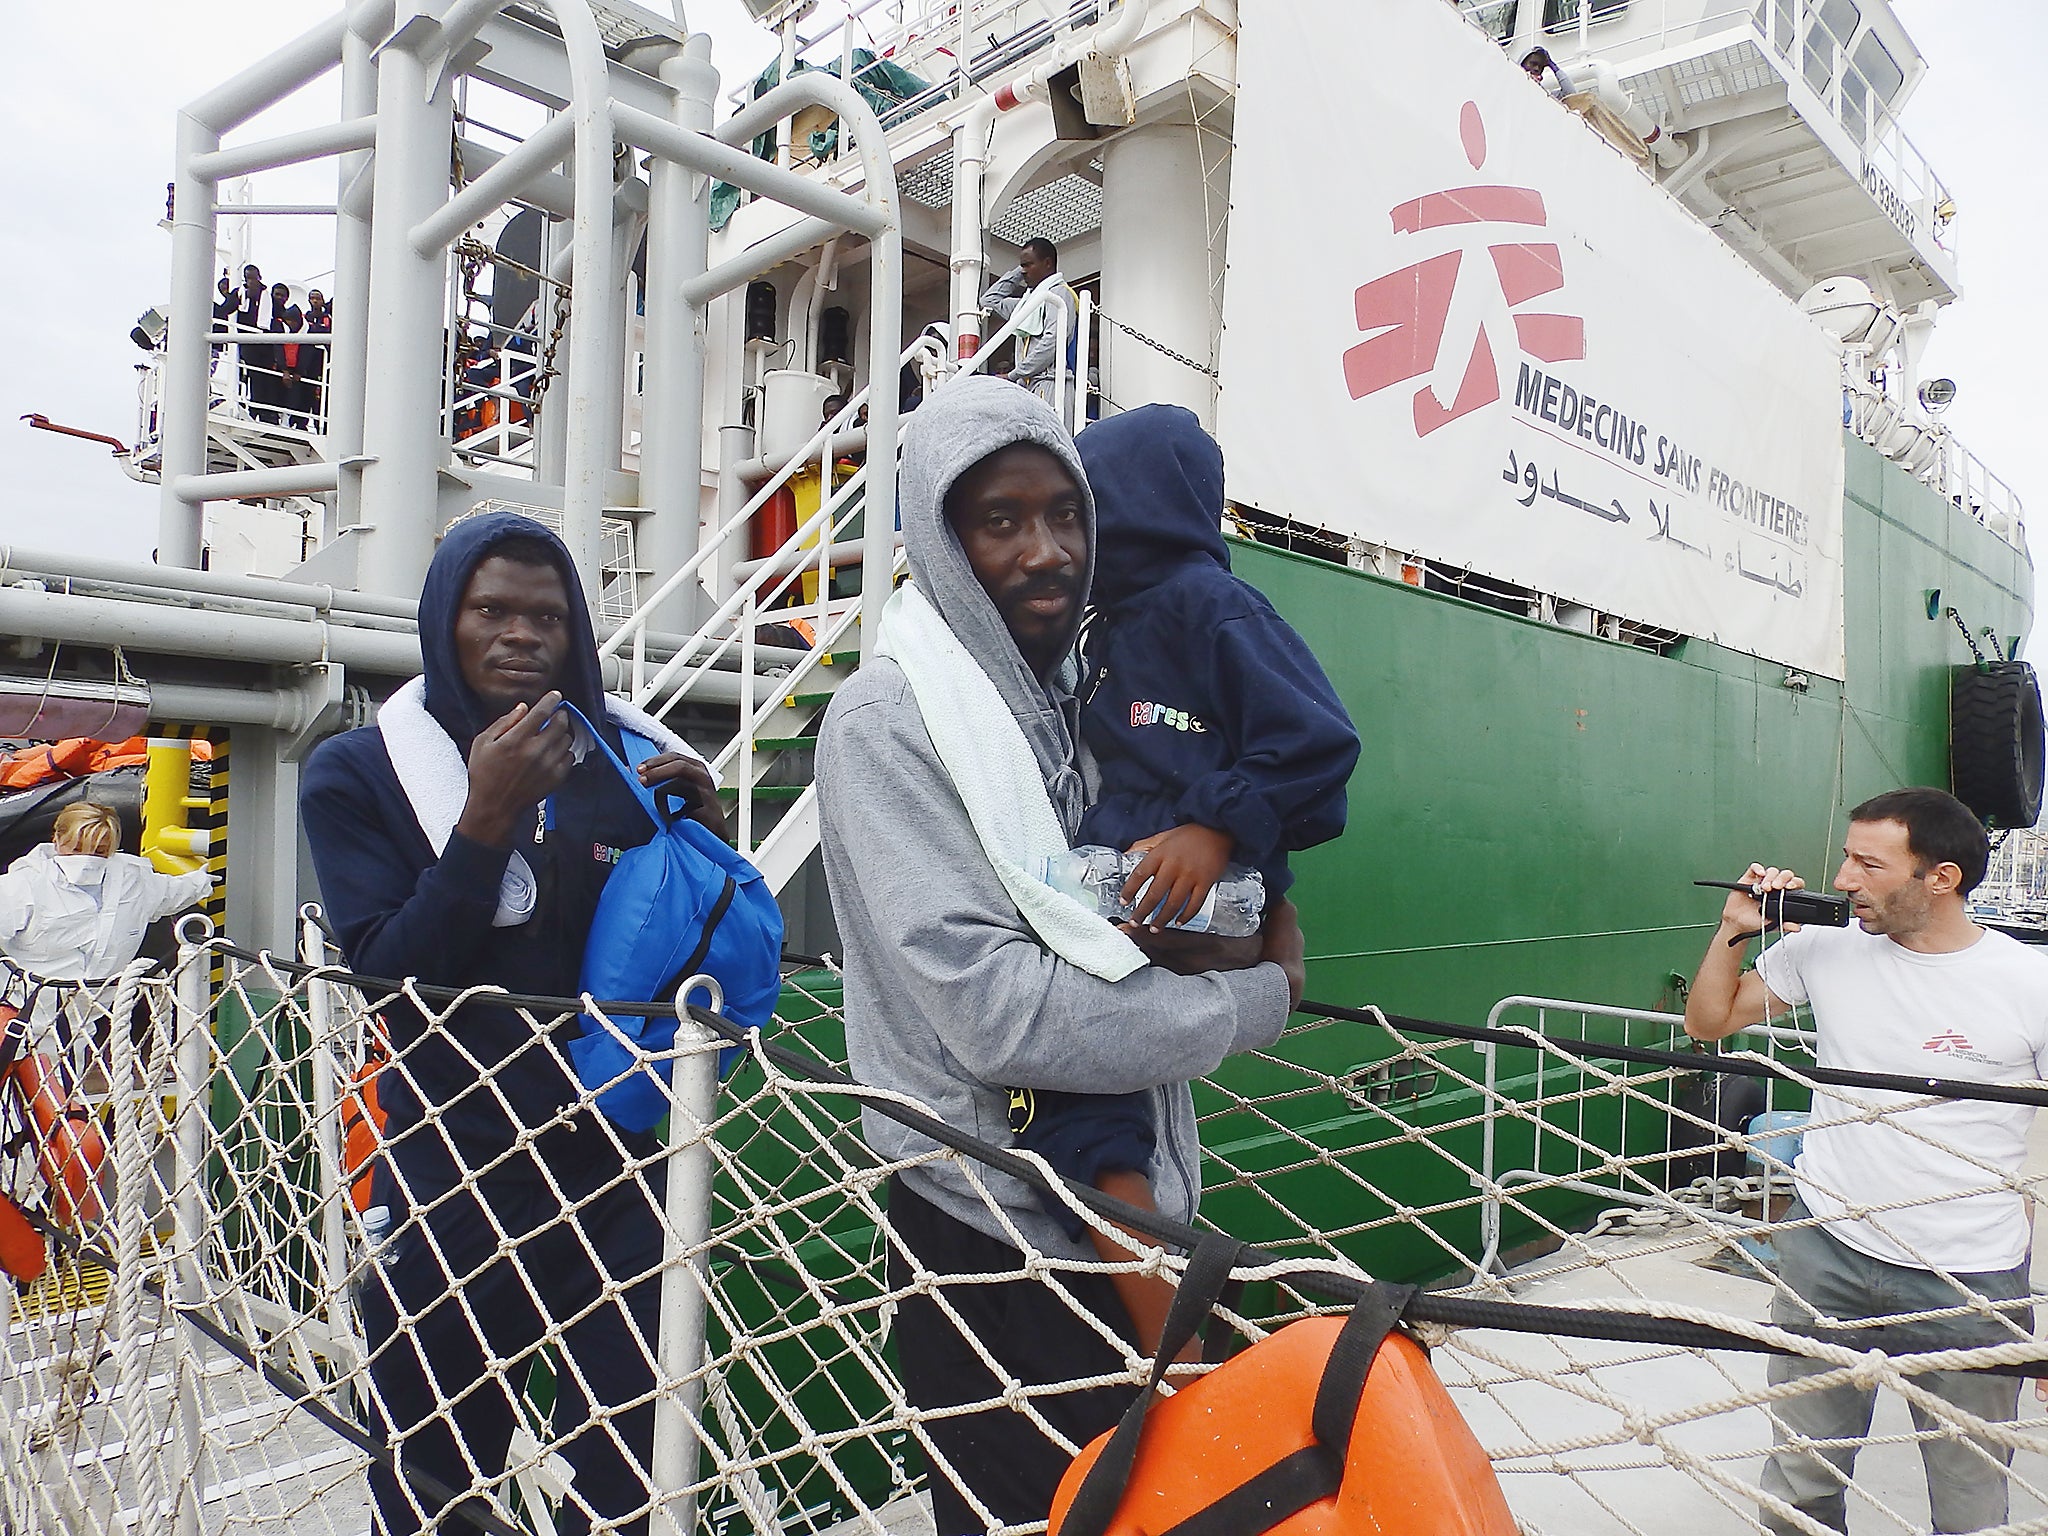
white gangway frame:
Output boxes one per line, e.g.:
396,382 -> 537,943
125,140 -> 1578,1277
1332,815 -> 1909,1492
153,6 -> 904,1532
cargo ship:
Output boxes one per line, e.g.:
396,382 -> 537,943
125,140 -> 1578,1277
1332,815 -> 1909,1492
0,0 -> 2035,1529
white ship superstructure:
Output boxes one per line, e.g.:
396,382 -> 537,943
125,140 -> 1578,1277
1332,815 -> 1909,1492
3,7 -> 2045,1536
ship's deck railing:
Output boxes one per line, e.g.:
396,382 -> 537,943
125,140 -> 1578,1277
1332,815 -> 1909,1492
1455,0 -> 1958,266
133,332 -> 333,470
1474,996 -> 1818,1276
9,924 -> 2048,1535
750,0 -> 1109,131
1932,435 -> 2028,547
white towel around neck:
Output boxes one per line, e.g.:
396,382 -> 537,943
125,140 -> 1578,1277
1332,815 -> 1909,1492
873,581 -> 1145,981
377,677 -> 712,927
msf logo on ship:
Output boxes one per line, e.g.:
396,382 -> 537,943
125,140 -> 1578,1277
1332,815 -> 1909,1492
1342,102 -> 1584,437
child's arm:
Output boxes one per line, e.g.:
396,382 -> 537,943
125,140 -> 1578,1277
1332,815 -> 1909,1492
1174,612 -> 1360,864
1120,822 -> 1233,930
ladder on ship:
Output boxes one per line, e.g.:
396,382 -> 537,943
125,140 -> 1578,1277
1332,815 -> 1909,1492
597,281 -> 1095,893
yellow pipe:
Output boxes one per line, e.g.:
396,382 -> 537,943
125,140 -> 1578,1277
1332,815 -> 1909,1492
142,736 -> 204,876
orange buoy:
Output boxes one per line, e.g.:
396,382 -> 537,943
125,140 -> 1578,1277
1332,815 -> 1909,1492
9,1052 -> 108,1229
750,484 -> 800,562
0,1192 -> 47,1284
1050,1317 -> 1518,1536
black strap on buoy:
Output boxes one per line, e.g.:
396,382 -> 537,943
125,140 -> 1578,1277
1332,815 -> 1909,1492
1060,1230 -> 1417,1536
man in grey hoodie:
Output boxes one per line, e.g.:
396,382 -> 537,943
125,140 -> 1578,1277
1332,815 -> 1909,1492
816,375 -> 1303,1536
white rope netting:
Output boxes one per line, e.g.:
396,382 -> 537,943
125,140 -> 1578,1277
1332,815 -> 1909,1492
2,937 -> 2043,1536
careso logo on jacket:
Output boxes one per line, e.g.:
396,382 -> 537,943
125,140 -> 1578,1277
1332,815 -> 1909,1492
1131,700 -> 1207,733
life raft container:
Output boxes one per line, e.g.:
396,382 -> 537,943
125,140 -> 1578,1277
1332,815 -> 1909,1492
1052,1236 -> 1517,1536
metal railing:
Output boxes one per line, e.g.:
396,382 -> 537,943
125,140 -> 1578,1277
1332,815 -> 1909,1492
1451,0 -> 1957,265
1475,995 -> 1817,1275
594,271 -> 1091,874
755,0 -> 1110,127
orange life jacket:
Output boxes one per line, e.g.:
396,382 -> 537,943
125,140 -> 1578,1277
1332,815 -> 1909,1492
337,1019 -> 391,1212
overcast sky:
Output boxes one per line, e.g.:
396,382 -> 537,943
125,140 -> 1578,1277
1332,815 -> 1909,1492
0,2 -> 2038,579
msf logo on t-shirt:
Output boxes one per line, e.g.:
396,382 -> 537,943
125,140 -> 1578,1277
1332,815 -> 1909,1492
1132,700 -> 1207,734
1922,1028 -> 1974,1055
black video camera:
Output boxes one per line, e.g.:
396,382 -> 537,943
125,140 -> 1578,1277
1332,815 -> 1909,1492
1696,879 -> 1853,945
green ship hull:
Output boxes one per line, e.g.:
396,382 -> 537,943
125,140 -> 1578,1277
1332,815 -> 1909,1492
1276,433 -> 2033,1036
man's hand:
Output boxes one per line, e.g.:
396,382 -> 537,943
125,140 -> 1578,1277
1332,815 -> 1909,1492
1685,863 -> 1798,1041
217,276 -> 233,299
1121,899 -> 1305,1011
1719,862 -> 1806,943
454,690 -> 575,848
639,752 -> 729,841
1123,924 -> 1261,976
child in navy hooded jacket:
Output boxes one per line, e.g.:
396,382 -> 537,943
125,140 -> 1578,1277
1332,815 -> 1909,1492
1010,405 -> 1357,1337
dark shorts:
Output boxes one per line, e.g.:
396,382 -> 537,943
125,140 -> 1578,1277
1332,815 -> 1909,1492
1007,1087 -> 1155,1240
885,1174 -> 1138,1536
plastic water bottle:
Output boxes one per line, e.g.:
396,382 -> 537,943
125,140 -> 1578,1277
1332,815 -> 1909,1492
1032,845 -> 1266,936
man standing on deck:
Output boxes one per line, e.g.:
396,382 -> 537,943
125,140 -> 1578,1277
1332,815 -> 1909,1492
301,513 -> 723,1536
815,375 -> 1304,1536
299,288 -> 331,428
980,237 -> 1080,408
1684,787 -> 2048,1535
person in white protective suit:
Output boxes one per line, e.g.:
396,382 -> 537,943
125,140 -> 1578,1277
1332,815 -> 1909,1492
0,803 -> 212,1046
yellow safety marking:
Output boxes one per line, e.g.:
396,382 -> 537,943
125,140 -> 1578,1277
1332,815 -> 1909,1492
17,1249 -> 112,1319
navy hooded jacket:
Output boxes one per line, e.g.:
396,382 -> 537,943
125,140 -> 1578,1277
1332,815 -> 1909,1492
1074,406 -> 1359,898
299,514 -> 658,1181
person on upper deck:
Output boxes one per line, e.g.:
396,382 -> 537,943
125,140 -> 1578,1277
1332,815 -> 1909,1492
215,263 -> 263,327
815,376 -> 1303,1536
1685,788 -> 2048,1536
980,237 -> 1079,408
1521,46 -> 1577,98
298,288 -> 331,428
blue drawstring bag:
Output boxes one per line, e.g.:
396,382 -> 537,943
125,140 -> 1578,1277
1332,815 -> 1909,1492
562,705 -> 784,1133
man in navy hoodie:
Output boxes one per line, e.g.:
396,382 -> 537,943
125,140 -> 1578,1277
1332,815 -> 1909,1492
1008,403 -> 1359,1350
301,513 -> 718,1536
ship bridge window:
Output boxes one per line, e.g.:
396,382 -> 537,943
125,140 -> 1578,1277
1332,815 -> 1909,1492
1802,0 -> 1860,93
1457,0 -> 1520,43
1542,0 -> 1626,34
1851,31 -> 1908,140
1836,32 -> 1901,142
1853,33 -> 1905,104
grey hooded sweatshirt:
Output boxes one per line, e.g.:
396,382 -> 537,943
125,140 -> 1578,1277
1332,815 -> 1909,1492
816,376 -> 1293,1258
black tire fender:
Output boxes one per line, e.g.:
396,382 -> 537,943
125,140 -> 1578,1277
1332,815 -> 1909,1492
1950,660 -> 2045,829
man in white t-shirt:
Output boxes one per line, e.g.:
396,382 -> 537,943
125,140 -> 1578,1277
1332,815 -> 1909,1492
1685,787 -> 2048,1535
